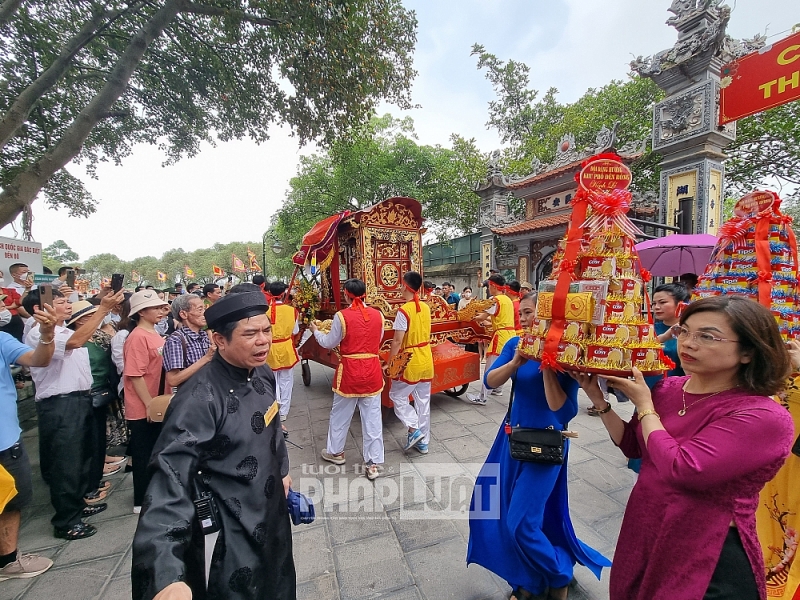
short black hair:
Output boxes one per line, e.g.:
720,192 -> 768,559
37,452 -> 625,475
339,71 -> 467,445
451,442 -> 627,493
8,263 -> 27,275
508,281 -> 521,293
203,283 -> 220,296
343,278 -> 366,297
22,287 -> 64,315
462,286 -> 472,293
403,271 -> 422,292
442,281 -> 452,287
252,274 -> 265,286
488,274 -> 506,288
58,266 -> 69,276
186,282 -> 199,292
268,281 -> 287,297
145,285 -> 155,290
42,266 -> 52,274
175,283 -> 183,289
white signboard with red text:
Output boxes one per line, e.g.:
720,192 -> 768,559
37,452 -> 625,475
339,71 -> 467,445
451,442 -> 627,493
0,236 -> 43,281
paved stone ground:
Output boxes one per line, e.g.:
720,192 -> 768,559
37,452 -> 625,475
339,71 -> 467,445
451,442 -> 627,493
5,362 -> 636,600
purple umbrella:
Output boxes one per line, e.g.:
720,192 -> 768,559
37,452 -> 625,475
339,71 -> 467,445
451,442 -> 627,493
635,234 -> 718,277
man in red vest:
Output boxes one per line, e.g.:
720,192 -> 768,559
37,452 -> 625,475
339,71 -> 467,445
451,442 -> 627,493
309,278 -> 385,480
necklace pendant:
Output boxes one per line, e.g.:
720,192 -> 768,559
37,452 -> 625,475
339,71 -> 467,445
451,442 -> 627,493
678,409 -> 686,416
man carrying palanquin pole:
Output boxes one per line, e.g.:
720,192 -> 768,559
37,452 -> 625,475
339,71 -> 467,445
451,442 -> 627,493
388,271 -> 434,454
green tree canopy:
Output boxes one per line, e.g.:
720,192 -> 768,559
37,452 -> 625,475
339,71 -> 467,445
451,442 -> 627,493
0,0 -> 418,228
274,114 -> 486,254
472,44 -> 664,194
42,239 -> 79,271
473,44 -> 800,205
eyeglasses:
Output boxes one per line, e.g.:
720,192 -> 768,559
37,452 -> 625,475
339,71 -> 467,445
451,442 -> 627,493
676,327 -> 738,345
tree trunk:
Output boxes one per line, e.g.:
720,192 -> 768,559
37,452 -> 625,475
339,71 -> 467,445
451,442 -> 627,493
0,10 -> 109,151
0,0 -> 24,28
0,0 -> 185,228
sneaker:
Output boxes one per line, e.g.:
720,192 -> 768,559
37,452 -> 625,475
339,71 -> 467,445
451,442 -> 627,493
467,394 -> 487,405
416,442 -> 429,455
365,465 -> 380,480
132,506 -> 141,514
321,451 -> 346,465
0,551 -> 53,581
404,429 -> 424,451
490,388 -> 503,396
280,413 -> 287,422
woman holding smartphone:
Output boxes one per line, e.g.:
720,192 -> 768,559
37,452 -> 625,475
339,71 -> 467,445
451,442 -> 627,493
571,296 -> 794,600
123,290 -> 169,514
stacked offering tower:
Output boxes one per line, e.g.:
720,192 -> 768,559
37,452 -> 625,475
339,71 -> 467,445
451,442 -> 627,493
521,154 -> 672,375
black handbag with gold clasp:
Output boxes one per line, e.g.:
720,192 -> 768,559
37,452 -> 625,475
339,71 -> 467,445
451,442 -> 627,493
505,379 -> 565,465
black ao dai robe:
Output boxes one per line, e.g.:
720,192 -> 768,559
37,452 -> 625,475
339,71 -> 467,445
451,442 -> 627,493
132,353 -> 295,600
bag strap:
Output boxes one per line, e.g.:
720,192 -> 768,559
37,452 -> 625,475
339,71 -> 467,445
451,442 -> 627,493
178,329 -> 189,369
504,377 -> 516,427
503,367 -> 568,432
158,364 -> 166,395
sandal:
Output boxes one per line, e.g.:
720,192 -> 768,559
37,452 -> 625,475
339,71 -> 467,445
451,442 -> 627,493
282,425 -> 288,439
102,464 -> 122,477
98,481 -> 112,492
54,522 -> 97,540
586,406 -> 600,417
82,503 -> 107,517
105,456 -> 126,466
84,489 -> 108,504
510,588 -> 534,600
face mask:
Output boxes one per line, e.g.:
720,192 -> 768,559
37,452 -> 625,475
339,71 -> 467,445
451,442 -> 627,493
109,313 -> 120,323
102,314 -> 113,326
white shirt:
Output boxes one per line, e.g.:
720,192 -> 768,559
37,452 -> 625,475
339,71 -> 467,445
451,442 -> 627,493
313,313 -> 344,349
22,316 -> 35,340
110,329 -> 129,394
393,311 -> 408,332
26,324 -> 92,400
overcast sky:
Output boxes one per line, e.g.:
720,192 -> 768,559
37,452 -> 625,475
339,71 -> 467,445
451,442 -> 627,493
1,0 -> 796,262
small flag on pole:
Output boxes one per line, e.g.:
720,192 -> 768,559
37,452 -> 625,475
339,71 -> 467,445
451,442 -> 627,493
157,271 -> 167,282
184,265 -> 195,278
131,270 -> 140,281
247,249 -> 262,272
232,254 -> 246,273
212,265 -> 224,277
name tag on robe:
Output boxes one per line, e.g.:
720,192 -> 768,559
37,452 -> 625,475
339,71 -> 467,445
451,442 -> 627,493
264,401 -> 280,427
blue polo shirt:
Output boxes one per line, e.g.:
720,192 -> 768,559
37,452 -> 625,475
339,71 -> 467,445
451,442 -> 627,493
0,332 -> 32,451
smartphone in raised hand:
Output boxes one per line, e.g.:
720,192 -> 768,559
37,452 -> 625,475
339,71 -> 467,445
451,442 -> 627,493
111,273 -> 124,293
65,269 -> 76,289
38,284 -> 53,311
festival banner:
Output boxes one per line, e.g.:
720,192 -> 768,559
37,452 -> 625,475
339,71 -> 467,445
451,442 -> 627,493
232,254 -> 246,273
247,249 -> 262,272
157,271 -> 167,282
184,265 -> 195,278
719,30 -> 800,124
212,265 -> 225,277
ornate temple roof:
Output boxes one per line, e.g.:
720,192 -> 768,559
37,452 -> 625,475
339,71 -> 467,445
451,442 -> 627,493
491,212 -> 572,236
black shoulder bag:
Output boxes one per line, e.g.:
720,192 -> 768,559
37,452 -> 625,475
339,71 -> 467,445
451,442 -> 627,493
505,377 -> 565,465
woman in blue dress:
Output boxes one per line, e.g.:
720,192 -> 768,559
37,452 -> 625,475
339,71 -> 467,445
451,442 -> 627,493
651,283 -> 690,377
468,293 -> 610,600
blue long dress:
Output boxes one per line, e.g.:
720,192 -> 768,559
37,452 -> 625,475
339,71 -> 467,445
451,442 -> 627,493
467,338 -> 611,595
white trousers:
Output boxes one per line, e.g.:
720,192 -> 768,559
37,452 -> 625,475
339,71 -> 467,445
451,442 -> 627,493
389,380 -> 431,444
481,354 -> 501,400
326,393 -> 384,465
275,368 -> 295,418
